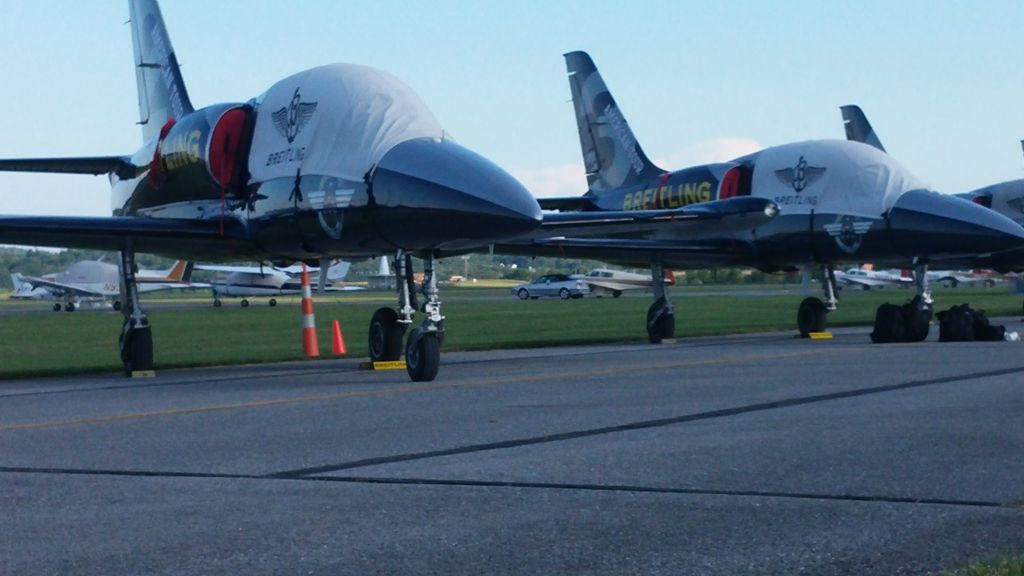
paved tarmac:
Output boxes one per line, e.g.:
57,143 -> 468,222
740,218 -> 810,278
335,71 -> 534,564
2,325 -> 1023,575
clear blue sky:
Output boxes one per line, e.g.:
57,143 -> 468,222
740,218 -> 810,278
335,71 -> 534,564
1,1 -> 1023,216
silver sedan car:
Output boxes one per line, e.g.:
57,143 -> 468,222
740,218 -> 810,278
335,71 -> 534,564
512,274 -> 589,300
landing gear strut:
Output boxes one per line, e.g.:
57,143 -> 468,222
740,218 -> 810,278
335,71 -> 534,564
367,251 -> 444,381
405,252 -> 443,382
117,245 -> 153,376
904,261 -> 933,342
797,264 -> 838,337
646,260 -> 675,343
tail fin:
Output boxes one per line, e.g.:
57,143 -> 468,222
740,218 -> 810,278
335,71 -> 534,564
840,105 -> 886,152
326,260 -> 351,282
164,260 -> 193,282
9,273 -> 31,296
129,0 -> 193,142
564,51 -> 664,193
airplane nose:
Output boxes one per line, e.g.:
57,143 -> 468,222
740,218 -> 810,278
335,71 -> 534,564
886,189 -> 1024,258
369,138 -> 542,248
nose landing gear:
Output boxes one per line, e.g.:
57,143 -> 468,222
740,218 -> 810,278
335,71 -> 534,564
367,250 -> 444,382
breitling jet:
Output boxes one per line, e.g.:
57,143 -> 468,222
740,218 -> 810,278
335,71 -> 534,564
0,0 -> 550,381
842,104 -> 1024,232
499,51 -> 1024,342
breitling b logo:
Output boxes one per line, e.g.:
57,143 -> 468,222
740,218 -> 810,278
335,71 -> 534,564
775,156 -> 826,193
272,87 -> 318,144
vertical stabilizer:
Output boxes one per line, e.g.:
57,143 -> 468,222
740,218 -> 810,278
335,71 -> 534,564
129,0 -> 194,142
327,260 -> 352,282
840,105 -> 886,152
9,273 -> 24,292
564,51 -> 664,193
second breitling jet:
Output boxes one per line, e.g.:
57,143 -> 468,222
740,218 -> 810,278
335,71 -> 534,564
503,51 -> 1024,341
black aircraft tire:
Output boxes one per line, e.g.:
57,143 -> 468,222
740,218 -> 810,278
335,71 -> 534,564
369,308 -> 404,362
112,300 -> 122,312
52,303 -> 61,312
241,299 -> 249,308
655,313 -> 675,341
269,298 -> 277,307
612,290 -> 623,298
797,297 -> 827,337
121,325 -> 154,376
406,330 -> 440,382
646,301 -> 675,344
65,303 -> 75,312
213,299 -> 222,308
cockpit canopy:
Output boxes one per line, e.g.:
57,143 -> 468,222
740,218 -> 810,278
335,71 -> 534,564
249,63 -> 448,184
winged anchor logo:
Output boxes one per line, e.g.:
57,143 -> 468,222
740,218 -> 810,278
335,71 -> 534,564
823,215 -> 874,254
774,156 -> 826,192
271,87 -> 318,144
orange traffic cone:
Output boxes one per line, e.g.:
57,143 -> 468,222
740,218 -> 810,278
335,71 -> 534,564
332,320 -> 347,355
301,264 -> 320,358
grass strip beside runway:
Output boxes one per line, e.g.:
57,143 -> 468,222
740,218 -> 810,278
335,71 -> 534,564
0,287 -> 1020,378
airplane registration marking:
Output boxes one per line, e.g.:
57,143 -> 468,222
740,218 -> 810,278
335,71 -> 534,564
0,348 -> 858,433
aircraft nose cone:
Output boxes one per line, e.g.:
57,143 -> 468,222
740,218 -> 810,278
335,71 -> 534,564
887,189 -> 1024,258
370,138 -> 542,249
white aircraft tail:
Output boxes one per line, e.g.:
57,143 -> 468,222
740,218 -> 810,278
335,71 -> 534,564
129,0 -> 194,142
9,273 -> 40,298
326,260 -> 351,281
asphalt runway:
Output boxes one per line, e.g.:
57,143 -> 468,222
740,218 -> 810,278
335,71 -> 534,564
2,325 -> 1023,575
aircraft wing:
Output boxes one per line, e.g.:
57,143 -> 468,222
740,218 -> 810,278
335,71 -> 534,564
537,196 -> 599,212
15,275 -> 106,298
0,156 -> 138,179
535,196 -> 777,237
0,215 -> 249,258
196,264 -> 272,274
490,196 -> 775,266
579,278 -> 645,291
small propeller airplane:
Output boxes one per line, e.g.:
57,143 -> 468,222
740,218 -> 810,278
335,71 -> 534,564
10,259 -> 198,311
496,51 -> 1024,342
198,260 -> 354,308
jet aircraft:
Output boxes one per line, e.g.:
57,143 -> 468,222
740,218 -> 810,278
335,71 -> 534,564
0,0 -> 547,381
499,51 -> 1024,342
842,104 -> 1024,229
10,259 -> 197,311
0,4 -> 771,381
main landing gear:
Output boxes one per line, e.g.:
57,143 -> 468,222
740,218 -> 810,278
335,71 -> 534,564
797,264 -> 839,337
118,245 -> 153,376
368,251 -> 443,382
647,260 -> 675,343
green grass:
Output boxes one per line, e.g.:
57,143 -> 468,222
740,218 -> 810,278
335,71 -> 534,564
946,555 -> 1024,576
1,287 -> 1021,379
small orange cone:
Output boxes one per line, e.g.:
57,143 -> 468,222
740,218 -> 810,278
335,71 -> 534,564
332,320 -> 347,355
300,264 -> 320,358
